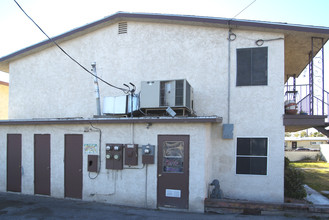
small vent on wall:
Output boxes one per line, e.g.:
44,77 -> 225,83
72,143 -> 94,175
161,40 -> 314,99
118,22 -> 128,34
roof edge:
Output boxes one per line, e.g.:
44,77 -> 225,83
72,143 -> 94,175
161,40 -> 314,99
0,81 -> 9,86
0,116 -> 223,125
1,11 -> 329,70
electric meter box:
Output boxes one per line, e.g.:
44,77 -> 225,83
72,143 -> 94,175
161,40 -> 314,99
105,143 -> 124,170
87,155 -> 98,172
124,144 -> 138,166
142,144 -> 155,164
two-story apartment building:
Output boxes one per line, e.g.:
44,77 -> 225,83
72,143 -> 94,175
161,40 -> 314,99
0,12 -> 328,212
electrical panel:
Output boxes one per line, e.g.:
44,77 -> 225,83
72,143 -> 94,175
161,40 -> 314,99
223,124 -> 234,139
140,79 -> 193,111
142,144 -> 155,164
124,144 -> 138,166
87,155 -> 98,172
105,144 -> 123,170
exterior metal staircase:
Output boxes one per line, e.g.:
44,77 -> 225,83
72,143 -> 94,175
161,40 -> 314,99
285,84 -> 329,135
315,123 -> 329,137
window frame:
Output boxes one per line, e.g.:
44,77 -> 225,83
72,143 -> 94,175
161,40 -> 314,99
236,47 -> 268,86
235,137 -> 269,176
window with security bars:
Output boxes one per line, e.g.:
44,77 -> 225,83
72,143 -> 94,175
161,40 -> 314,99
236,137 -> 268,175
236,47 -> 268,86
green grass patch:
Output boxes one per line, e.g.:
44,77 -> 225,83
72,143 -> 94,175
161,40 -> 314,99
302,169 -> 329,192
290,162 -> 329,199
290,161 -> 329,169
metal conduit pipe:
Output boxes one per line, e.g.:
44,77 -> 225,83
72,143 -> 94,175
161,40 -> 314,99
91,62 -> 101,116
227,28 -> 235,124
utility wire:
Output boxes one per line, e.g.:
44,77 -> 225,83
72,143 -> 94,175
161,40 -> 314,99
233,0 -> 257,19
13,0 -> 128,93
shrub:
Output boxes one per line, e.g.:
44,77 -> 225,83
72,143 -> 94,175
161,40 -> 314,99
300,156 -> 313,162
284,157 -> 307,199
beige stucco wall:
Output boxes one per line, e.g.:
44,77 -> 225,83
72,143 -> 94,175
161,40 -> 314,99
207,29 -> 285,202
4,20 -> 285,209
0,123 -> 212,212
8,21 -> 283,120
0,83 -> 9,119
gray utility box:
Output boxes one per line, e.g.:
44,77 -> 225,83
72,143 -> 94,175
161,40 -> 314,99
140,79 -> 193,111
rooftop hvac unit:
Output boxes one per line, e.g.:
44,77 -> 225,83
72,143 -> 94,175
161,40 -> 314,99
103,95 -> 139,115
140,79 -> 193,111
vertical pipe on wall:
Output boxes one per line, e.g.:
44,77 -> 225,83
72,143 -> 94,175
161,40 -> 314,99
131,123 -> 134,144
227,28 -> 232,124
91,62 -> 101,116
144,164 -> 148,208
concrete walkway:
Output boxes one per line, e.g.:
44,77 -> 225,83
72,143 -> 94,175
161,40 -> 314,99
305,184 -> 329,205
0,192 -> 310,220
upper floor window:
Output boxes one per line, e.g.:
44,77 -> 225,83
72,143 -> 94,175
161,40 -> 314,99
236,137 -> 268,175
236,47 -> 268,86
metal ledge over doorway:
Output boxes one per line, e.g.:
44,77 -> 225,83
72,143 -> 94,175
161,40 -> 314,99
0,116 -> 222,125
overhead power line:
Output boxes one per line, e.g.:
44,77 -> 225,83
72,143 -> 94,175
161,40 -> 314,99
13,0 -> 128,93
233,0 -> 257,19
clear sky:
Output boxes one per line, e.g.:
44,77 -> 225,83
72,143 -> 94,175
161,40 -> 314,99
1,0 -> 329,83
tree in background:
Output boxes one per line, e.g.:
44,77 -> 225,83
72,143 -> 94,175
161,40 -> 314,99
286,130 -> 327,138
310,132 -> 325,137
300,131 -> 308,137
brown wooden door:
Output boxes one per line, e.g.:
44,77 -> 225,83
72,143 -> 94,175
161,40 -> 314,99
157,135 -> 189,209
34,134 -> 50,195
7,134 -> 22,192
292,141 -> 297,149
64,134 -> 83,199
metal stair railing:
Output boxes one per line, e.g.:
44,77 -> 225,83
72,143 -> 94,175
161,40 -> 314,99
285,84 -> 329,121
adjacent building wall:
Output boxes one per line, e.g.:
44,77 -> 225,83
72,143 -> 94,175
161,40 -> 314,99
285,138 -> 329,150
320,144 -> 329,162
0,81 -> 9,119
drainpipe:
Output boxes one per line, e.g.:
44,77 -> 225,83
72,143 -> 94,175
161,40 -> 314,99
227,28 -> 232,124
91,62 -> 101,116
222,26 -> 235,139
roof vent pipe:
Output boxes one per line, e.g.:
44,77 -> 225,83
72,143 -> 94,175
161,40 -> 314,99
91,62 -> 101,116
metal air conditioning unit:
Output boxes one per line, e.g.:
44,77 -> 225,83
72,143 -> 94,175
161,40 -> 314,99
103,95 -> 139,115
140,79 -> 193,112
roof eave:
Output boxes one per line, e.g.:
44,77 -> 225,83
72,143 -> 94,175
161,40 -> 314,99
1,12 -> 329,73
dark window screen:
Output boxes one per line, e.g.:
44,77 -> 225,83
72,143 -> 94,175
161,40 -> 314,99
236,157 -> 267,175
236,137 -> 267,175
237,47 -> 268,86
237,138 -> 267,156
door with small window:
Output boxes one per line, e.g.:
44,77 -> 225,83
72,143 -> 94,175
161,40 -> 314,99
157,135 -> 189,209
292,141 -> 297,149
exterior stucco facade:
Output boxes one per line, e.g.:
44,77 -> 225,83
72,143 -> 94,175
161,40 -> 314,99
0,122 -> 212,212
0,81 -> 9,119
0,17 -> 285,212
